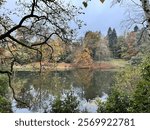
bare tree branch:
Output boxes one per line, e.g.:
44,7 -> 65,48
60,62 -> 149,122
0,0 -> 83,109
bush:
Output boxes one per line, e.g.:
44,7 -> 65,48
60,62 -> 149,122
130,56 -> 142,65
0,76 -> 8,97
114,66 -> 141,94
0,76 -> 12,113
97,89 -> 131,113
0,96 -> 12,113
51,92 -> 80,113
140,54 -> 150,81
97,83 -> 150,113
131,80 -> 150,112
97,53 -> 150,113
131,55 -> 150,112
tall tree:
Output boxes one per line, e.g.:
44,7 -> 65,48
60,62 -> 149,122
112,28 -> 118,45
107,27 -> 118,57
107,27 -> 113,48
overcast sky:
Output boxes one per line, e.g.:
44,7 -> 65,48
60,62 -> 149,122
69,0 -> 143,37
73,0 -> 125,36
4,0 -> 142,37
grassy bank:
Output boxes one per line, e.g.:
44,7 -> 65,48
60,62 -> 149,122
13,59 -> 129,72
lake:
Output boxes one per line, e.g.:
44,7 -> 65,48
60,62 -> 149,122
11,69 -> 116,113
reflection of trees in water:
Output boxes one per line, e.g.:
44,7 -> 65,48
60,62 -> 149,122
72,69 -> 93,87
72,69 -> 115,100
13,71 -> 73,112
17,84 -> 52,112
12,70 -> 115,112
84,70 -> 115,100
13,72 -> 46,111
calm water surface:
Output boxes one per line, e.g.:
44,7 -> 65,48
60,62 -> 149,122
11,69 -> 116,113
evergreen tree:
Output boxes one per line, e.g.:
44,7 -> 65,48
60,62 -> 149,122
107,27 -> 113,48
112,28 -> 117,45
107,27 -> 118,58
112,29 -> 118,57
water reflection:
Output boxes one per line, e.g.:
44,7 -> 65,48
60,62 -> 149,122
12,69 -> 115,112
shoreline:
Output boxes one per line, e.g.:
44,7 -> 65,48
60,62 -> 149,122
13,59 -> 128,71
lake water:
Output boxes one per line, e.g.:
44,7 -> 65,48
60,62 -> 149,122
11,69 -> 115,113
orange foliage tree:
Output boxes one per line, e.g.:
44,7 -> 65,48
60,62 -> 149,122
73,48 -> 93,67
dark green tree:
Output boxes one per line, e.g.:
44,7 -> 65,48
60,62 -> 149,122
107,27 -> 118,58
112,29 -> 117,45
131,54 -> 150,112
107,27 -> 113,47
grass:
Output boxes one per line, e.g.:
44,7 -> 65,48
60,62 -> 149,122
11,59 -> 129,71
107,59 -> 129,68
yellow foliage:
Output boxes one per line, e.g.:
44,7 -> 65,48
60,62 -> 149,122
73,48 -> 93,67
42,37 -> 66,62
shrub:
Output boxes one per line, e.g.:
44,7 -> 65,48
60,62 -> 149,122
130,56 -> 142,65
0,76 -> 8,97
140,54 -> 150,81
131,80 -> 150,112
51,92 -> 80,113
131,54 -> 150,112
97,53 -> 150,113
114,66 -> 141,95
0,76 -> 12,113
0,96 -> 12,113
97,89 -> 131,113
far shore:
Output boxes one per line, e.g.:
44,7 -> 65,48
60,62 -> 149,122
13,59 -> 128,71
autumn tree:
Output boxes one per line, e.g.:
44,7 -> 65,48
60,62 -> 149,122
0,0 -> 83,107
48,37 -> 66,62
73,48 -> 93,67
83,31 -> 101,60
129,27 -> 150,64
73,48 -> 93,68
0,0 -> 83,73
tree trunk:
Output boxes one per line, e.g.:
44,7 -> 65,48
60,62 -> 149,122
141,0 -> 150,36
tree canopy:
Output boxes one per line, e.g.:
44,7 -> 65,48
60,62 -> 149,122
0,0 -> 84,74
0,0 -> 84,107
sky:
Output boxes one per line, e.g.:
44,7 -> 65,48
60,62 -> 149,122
67,0 -> 143,37
4,0 -> 142,37
72,0 -> 126,36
